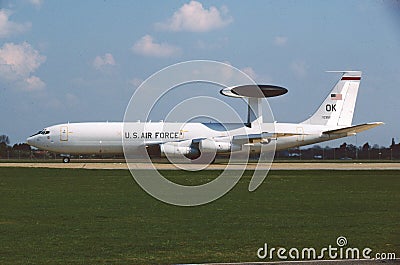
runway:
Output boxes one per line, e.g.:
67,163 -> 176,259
1,162 -> 400,170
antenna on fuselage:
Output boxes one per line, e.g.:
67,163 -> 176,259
220,84 -> 288,127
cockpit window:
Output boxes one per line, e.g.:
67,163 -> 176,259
30,131 -> 42,137
30,129 -> 50,137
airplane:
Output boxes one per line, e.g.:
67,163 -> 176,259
27,71 -> 383,163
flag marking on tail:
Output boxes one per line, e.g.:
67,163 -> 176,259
330,93 -> 342,100
341,76 -> 361,81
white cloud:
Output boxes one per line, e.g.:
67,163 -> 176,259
155,1 -> 232,32
241,67 -> 257,80
290,60 -> 308,78
240,67 -> 273,83
29,0 -> 44,8
0,10 -> 31,38
24,75 -> 45,91
274,36 -> 288,46
129,77 -> 143,88
0,42 -> 46,91
93,53 -> 116,70
132,35 -> 180,58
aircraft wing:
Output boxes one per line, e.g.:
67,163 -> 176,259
323,122 -> 384,135
233,131 -> 306,144
232,132 -> 274,145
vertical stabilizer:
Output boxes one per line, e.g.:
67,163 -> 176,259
302,71 -> 361,127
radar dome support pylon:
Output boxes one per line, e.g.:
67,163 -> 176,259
220,84 -> 288,128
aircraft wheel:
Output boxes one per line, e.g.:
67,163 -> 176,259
62,157 -> 70,163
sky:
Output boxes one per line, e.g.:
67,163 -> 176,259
0,0 -> 399,147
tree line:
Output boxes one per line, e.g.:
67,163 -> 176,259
0,135 -> 34,159
275,138 -> 400,160
0,134 -> 399,160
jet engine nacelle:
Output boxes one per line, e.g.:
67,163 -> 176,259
160,142 -> 200,159
199,138 -> 241,153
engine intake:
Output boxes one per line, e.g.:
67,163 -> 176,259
160,141 -> 200,159
199,138 -> 240,153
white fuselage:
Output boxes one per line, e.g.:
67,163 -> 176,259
26,121 -> 345,155
27,71 -> 382,158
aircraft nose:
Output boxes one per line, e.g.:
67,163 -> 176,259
26,136 -> 33,145
26,136 -> 37,146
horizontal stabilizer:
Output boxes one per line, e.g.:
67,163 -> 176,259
323,122 -> 384,135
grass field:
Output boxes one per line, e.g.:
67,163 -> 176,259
1,168 -> 399,264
